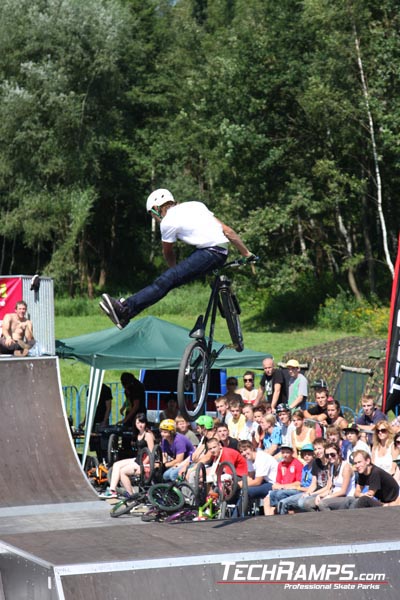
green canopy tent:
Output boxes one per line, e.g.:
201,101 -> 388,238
56,316 -> 269,464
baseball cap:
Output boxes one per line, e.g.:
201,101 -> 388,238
311,379 -> 328,389
195,415 -> 214,430
286,359 -> 300,368
343,423 -> 360,433
300,443 -> 314,453
276,403 -> 290,413
280,444 -> 294,452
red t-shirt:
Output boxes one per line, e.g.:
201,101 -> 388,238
276,457 -> 303,485
213,447 -> 248,477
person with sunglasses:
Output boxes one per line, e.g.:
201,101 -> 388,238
237,372 -> 258,405
314,442 -> 355,511
371,420 -> 399,481
100,189 -> 253,329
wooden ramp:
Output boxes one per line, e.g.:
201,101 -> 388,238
0,356 -> 96,507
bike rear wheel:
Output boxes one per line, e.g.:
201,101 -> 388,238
216,461 -> 239,502
107,433 -> 119,467
219,287 -> 244,352
148,483 -> 185,513
177,340 -> 210,421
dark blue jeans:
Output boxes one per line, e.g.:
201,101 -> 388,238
125,248 -> 227,318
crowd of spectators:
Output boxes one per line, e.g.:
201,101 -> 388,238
98,361 -> 400,514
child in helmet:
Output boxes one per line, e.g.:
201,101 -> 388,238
159,419 -> 194,481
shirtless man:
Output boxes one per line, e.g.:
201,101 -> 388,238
0,301 -> 34,356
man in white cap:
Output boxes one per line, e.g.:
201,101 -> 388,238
286,359 -> 308,410
100,189 -> 254,329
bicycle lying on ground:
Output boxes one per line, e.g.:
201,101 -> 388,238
177,255 -> 258,421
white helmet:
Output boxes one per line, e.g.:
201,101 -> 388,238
146,188 -> 175,213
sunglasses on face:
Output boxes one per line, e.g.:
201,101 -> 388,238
395,439 -> 400,445
376,428 -> 388,434
325,452 -> 338,458
244,378 -> 253,382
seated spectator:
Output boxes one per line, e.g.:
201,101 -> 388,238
356,394 -> 387,445
277,444 -> 315,514
263,445 -> 303,515
303,380 -> 331,425
326,399 -> 348,430
325,425 -> 352,460
291,409 -> 316,460
286,359 -> 308,410
315,442 -> 355,511
190,415 -> 217,465
242,404 -> 259,442
160,393 -> 179,421
0,300 -> 34,356
238,440 -> 278,503
257,414 -> 282,455
237,371 -> 258,405
349,450 -> 400,508
255,357 -> 287,409
206,437 -> 248,480
393,432 -> 400,465
253,403 -> 267,426
160,419 -> 194,481
214,397 -> 232,425
342,423 -> 371,464
221,377 -> 243,404
175,415 -> 199,447
228,400 -> 246,440
295,438 -> 331,512
390,414 -> 400,433
371,420 -> 399,481
276,404 -> 296,447
216,422 -> 239,450
99,413 -> 155,499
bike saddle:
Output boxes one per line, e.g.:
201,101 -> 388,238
189,315 -> 205,339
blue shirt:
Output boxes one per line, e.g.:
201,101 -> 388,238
262,426 -> 282,450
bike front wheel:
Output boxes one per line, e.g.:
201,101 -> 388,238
219,288 -> 244,352
177,340 -> 210,421
148,483 -> 185,513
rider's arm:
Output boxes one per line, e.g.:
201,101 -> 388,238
162,241 -> 176,267
1,314 -> 14,346
217,220 -> 252,258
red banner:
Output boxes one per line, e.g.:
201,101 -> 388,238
383,235 -> 400,413
0,277 -> 23,325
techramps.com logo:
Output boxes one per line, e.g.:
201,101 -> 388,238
218,561 -> 388,591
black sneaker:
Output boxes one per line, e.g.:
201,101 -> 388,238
99,294 -> 130,330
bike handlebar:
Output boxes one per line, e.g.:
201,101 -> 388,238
223,254 -> 260,269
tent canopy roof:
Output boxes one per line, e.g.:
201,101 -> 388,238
55,316 -> 269,370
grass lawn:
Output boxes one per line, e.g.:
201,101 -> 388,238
56,311 -> 350,389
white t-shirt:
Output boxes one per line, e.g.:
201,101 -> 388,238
160,202 -> 229,248
251,449 -> 278,483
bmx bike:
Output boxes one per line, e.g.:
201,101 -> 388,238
177,255 -> 258,421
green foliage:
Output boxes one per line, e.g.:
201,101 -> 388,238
317,290 -> 390,336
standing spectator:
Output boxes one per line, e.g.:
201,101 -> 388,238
356,395 -> 388,445
237,372 -> 258,405
118,372 -> 146,428
0,300 -> 34,356
255,357 -> 287,409
286,359 -> 308,410
263,445 -> 303,515
80,383 -> 113,462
